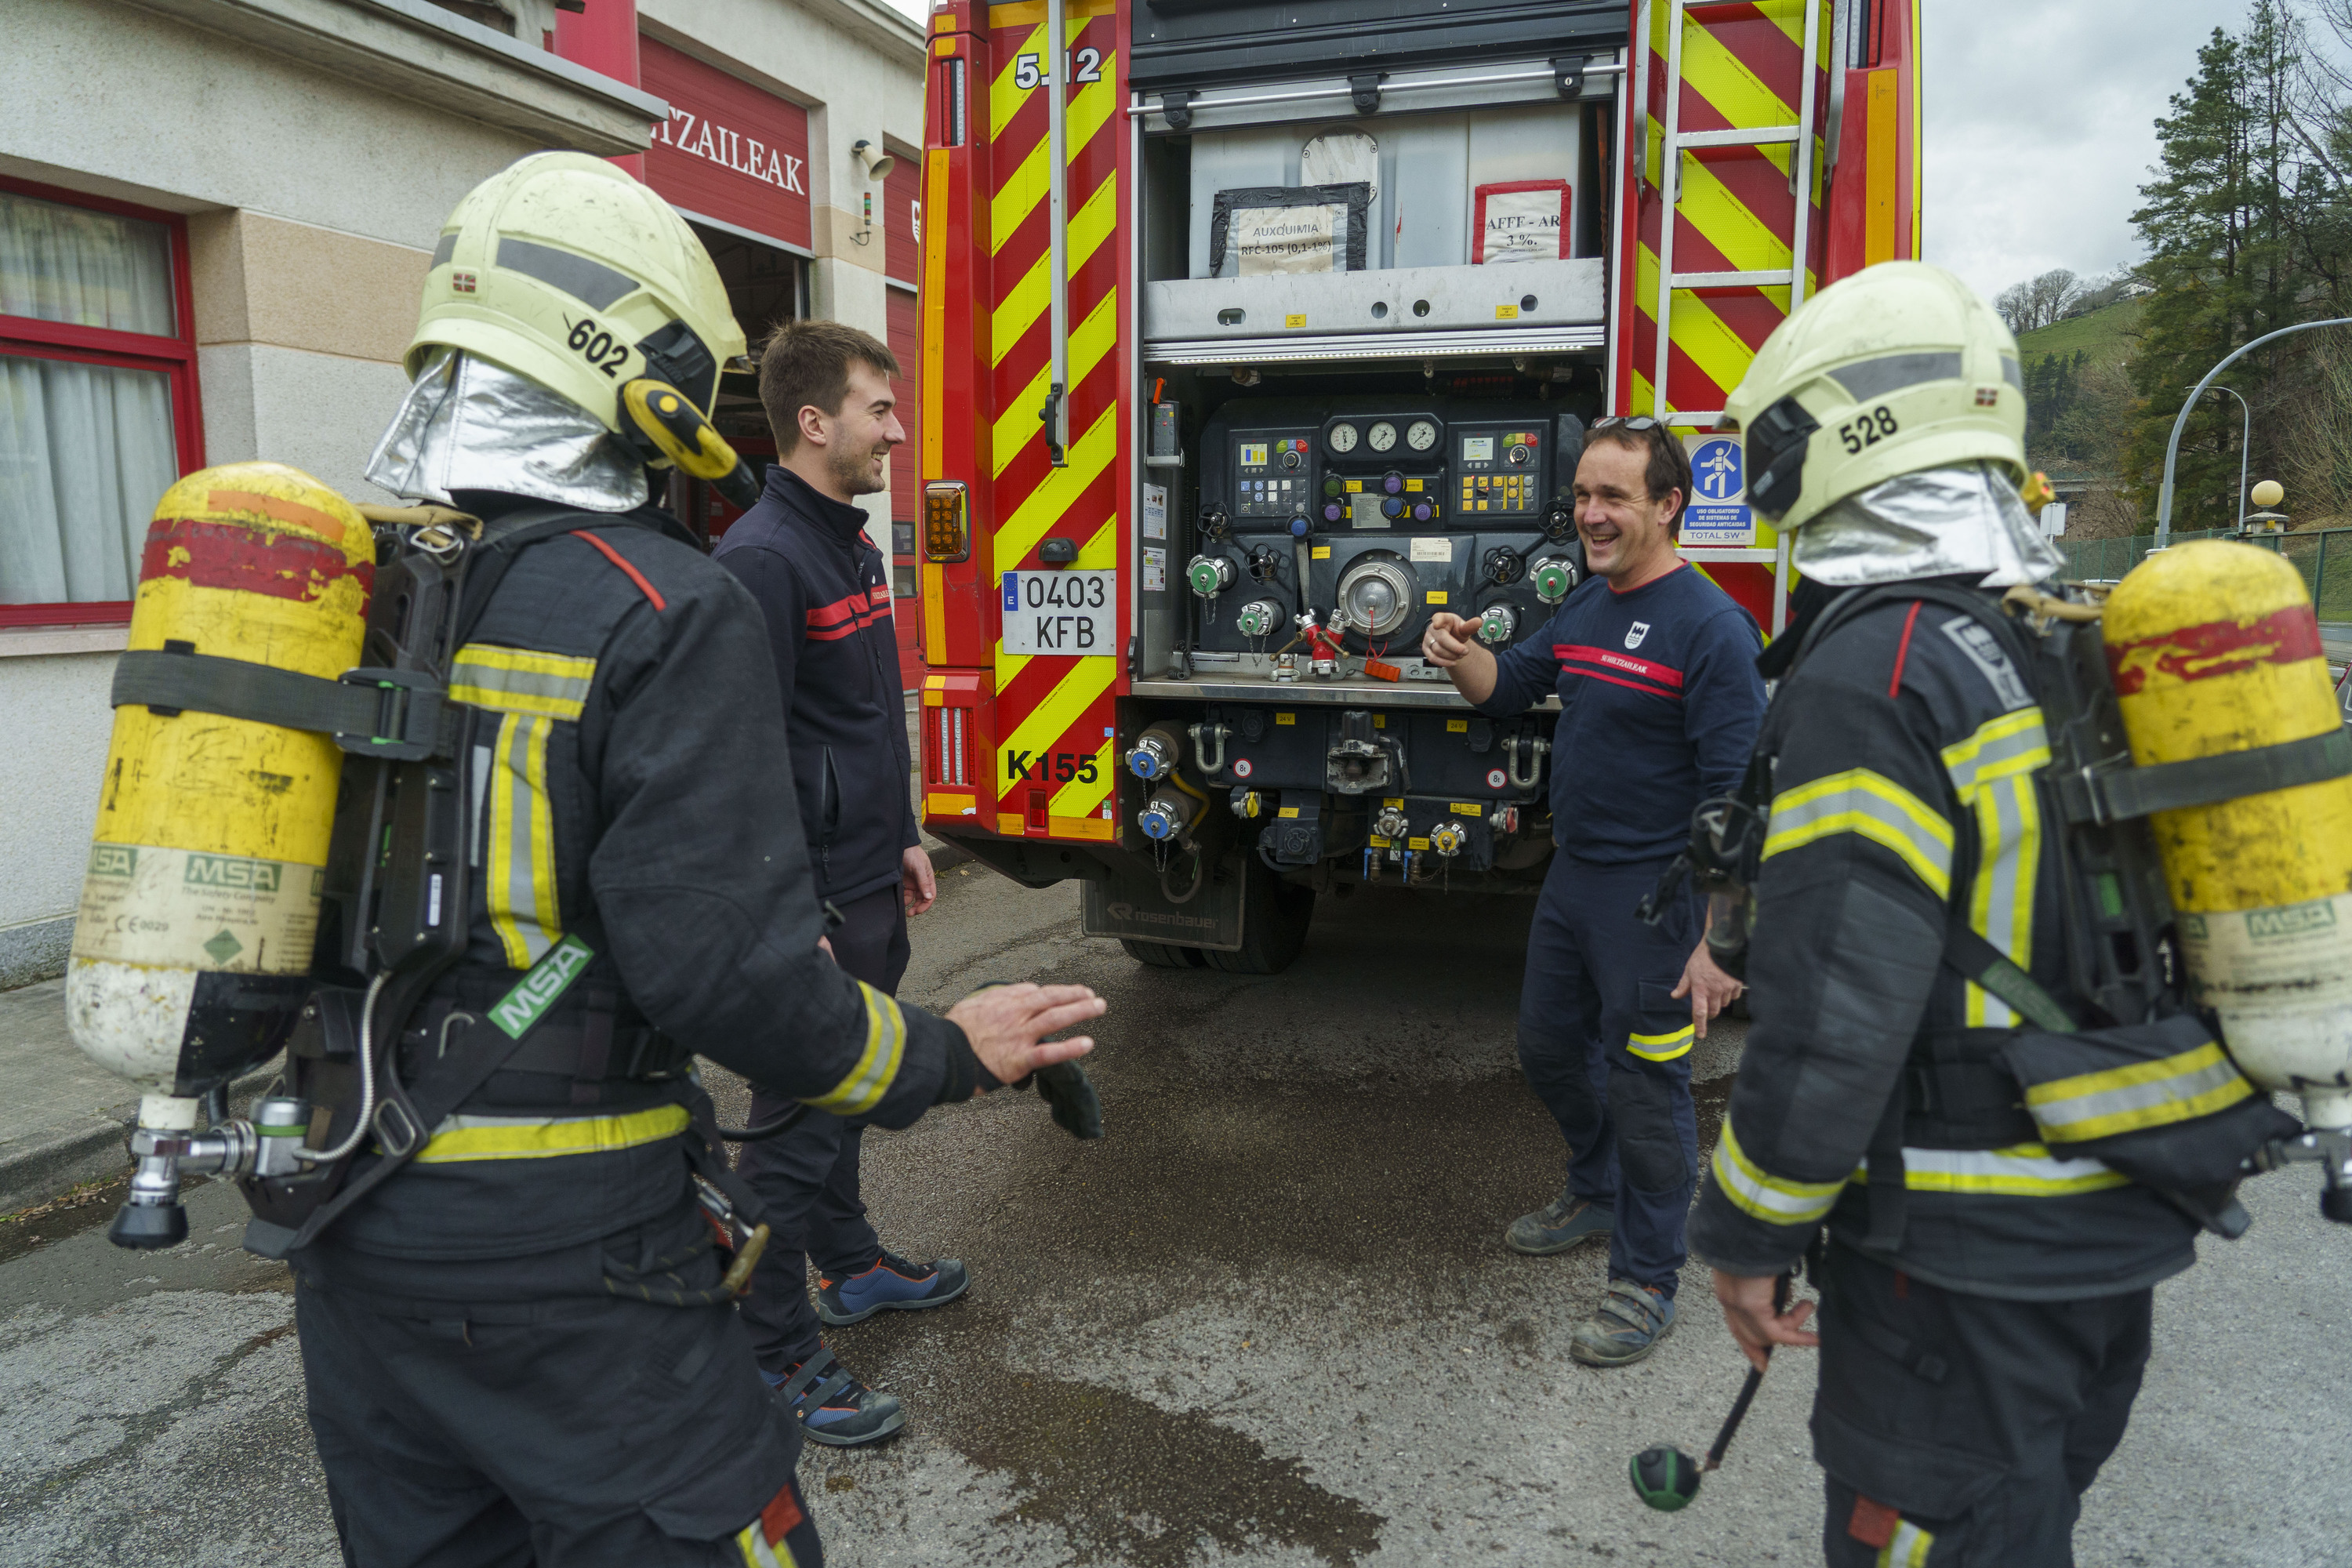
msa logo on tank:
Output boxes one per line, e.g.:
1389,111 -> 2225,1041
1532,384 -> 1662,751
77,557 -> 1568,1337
1940,616 -> 2034,710
1625,621 -> 1651,650
75,843 -> 321,973
1001,570 -> 1114,655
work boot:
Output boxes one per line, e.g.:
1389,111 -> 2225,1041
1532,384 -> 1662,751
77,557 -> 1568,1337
1504,1191 -> 1614,1256
768,1346 -> 906,1446
816,1250 -> 971,1326
1570,1279 -> 1676,1367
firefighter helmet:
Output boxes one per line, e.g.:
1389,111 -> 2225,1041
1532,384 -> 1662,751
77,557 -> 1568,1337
409,151 -> 746,424
1721,261 -> 2026,533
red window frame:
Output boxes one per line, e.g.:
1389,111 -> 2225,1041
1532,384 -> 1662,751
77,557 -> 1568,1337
0,172 -> 205,629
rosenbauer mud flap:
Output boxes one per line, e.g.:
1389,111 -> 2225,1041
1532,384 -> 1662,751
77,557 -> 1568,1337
1080,855 -> 1247,953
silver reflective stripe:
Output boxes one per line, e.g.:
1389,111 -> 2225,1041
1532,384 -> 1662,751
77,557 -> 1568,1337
1760,768 -> 1955,898
1941,710 -> 2049,793
1889,1143 -> 2128,1196
1878,1519 -> 1934,1567
487,712 -> 558,967
432,231 -> 459,269
1968,773 -> 2038,1027
2027,1045 -> 2251,1142
495,237 -> 636,310
2000,354 -> 2024,390
1830,350 -> 1963,402
450,644 -> 597,720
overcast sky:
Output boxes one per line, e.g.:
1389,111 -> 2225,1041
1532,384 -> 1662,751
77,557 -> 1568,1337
883,0 -> 2252,305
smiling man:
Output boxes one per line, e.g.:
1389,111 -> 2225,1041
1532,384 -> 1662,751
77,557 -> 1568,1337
1423,418 -> 1766,1367
713,319 -> 960,1448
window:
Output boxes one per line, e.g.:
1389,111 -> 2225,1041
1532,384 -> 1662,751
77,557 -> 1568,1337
1,177 -> 202,626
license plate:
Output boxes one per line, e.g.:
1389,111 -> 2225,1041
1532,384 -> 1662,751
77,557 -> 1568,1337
1000,571 -> 1116,655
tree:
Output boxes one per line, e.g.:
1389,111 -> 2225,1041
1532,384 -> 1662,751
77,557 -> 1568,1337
1995,268 -> 2085,334
2123,3 -> 2305,530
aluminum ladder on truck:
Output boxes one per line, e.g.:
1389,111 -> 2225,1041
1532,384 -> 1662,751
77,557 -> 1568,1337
1621,0 -> 1846,637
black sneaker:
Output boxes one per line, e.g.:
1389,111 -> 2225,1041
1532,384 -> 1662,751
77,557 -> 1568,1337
816,1250 -> 971,1326
766,1347 -> 906,1447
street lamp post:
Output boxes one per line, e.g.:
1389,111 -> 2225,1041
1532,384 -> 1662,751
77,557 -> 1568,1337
2202,383 -> 2253,532
2156,317 -> 2352,546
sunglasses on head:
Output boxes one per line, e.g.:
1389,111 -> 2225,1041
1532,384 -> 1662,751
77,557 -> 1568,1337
1591,416 -> 1663,432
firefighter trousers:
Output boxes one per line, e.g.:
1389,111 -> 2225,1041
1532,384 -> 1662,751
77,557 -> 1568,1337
736,884 -> 912,1370
1813,1240 -> 2154,1567
296,1269 -> 822,1567
1515,851 -> 1702,1295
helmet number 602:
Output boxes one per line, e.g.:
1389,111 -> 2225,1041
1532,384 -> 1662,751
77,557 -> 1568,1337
1837,406 -> 1900,455
566,317 -> 632,379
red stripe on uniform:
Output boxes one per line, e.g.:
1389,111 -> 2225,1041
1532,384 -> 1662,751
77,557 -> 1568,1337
568,531 -> 666,610
1889,601 -> 1922,698
1555,644 -> 1686,688
2105,606 -> 2325,695
1565,666 -> 1685,700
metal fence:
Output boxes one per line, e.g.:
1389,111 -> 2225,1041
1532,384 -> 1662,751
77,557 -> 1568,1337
2060,527 -> 2352,621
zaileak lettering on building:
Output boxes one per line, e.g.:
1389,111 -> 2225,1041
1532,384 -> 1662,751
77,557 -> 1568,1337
654,108 -> 806,195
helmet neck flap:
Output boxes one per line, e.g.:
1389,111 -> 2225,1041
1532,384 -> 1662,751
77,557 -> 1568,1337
1792,462 -> 2064,589
365,347 -> 649,512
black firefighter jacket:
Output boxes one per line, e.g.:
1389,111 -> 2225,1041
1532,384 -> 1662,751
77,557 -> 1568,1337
1685,583 -> 2200,1299
309,499 -> 984,1280
712,465 -> 916,906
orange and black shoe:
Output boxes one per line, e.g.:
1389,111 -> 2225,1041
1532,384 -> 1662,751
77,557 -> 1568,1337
815,1250 -> 971,1327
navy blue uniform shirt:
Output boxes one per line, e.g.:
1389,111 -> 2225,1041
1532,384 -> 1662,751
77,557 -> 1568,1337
1478,561 -> 1767,863
713,466 -> 916,905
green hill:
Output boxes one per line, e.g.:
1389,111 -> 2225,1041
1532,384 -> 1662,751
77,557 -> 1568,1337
2016,296 -> 2142,370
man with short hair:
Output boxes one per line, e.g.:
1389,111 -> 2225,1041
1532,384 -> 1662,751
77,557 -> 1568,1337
1424,419 -> 1766,1366
713,318 -> 955,1446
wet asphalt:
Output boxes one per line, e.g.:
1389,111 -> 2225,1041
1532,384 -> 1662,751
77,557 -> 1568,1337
1,862 -> 2346,1566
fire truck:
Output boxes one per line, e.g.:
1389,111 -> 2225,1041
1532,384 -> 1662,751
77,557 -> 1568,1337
909,0 -> 1922,971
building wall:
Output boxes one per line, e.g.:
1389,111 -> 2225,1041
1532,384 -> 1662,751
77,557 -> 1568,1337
0,0 -> 659,982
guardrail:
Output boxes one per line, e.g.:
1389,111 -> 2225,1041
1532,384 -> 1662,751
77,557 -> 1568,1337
2060,527 -> 2352,620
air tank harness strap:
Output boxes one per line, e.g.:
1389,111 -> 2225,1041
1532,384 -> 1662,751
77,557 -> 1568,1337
111,650 -> 459,763
2056,725 -> 2352,826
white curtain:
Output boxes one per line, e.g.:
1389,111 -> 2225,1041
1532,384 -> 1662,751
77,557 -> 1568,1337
0,191 -> 180,604
0,357 -> 176,603
0,192 -> 175,334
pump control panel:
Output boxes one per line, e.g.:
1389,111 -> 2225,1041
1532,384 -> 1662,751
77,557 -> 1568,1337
1454,426 -> 1549,517
1230,430 -> 1318,526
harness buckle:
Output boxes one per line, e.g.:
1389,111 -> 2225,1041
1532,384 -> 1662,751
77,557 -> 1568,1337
334,667 -> 448,761
373,1100 -> 423,1158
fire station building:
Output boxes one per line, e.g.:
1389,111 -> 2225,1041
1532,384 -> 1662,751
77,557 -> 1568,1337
0,0 -> 928,987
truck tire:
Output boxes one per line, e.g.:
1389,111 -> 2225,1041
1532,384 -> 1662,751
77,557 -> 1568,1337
1120,939 -> 1208,968
1204,858 -> 1315,975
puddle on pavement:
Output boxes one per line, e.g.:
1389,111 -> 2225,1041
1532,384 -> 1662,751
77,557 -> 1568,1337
962,1373 -> 1383,1567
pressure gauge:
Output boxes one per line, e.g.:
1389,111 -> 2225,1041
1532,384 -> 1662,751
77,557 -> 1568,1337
1368,420 -> 1398,452
1329,422 -> 1359,454
1406,419 -> 1439,452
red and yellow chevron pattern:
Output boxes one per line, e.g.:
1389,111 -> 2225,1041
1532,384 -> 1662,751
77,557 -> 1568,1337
1624,0 -> 1829,429
979,0 -> 1125,841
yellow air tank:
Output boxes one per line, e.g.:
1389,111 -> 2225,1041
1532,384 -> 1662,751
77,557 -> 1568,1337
66,463 -> 372,1136
2103,540 -> 2352,1130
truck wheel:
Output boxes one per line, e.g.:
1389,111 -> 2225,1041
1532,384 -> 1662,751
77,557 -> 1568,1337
1204,858 -> 1316,975
1120,939 -> 1208,968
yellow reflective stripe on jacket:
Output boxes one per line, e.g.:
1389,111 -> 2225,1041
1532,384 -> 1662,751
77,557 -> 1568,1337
805,982 -> 908,1116
1878,1519 -> 1933,1568
1710,1113 -> 1846,1225
1762,768 -> 1954,898
451,644 -> 598,720
487,712 -> 562,967
1944,710 -> 2049,1028
1628,1024 -> 1695,1062
735,1519 -> 794,1568
2025,1040 -> 2252,1142
411,1103 -> 691,1163
1858,1142 -> 2129,1197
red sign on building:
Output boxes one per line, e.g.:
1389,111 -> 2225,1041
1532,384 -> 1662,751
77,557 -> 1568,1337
639,39 -> 811,252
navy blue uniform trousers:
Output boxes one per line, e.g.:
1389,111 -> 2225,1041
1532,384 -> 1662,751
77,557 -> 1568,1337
1516,851 -> 1702,1296
736,884 -> 911,1370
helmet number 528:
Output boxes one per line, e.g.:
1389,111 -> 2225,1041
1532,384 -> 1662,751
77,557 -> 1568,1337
1838,406 -> 1900,454
566,317 -> 632,379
